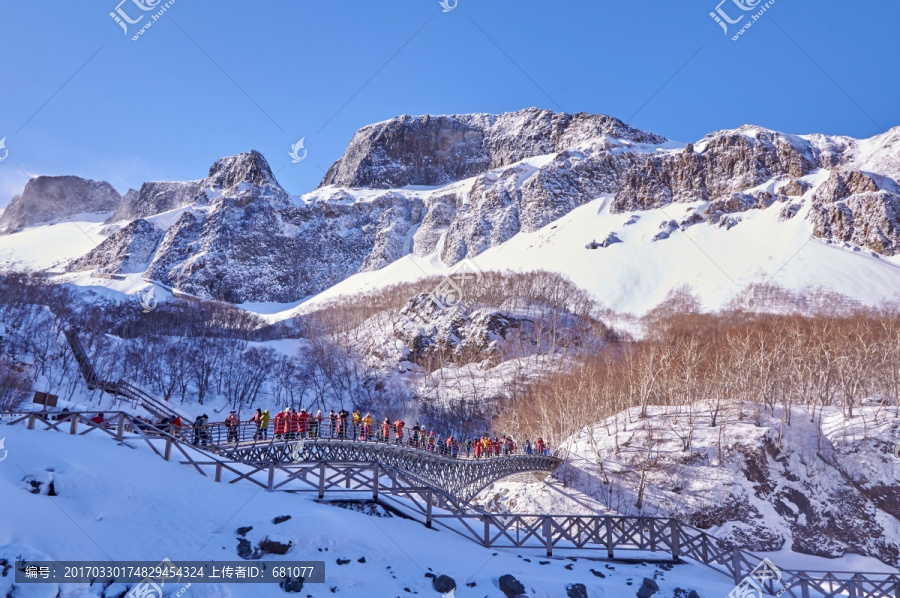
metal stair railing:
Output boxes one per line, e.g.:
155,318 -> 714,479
62,327 -> 179,419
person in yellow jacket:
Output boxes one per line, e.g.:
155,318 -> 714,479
259,409 -> 270,440
362,413 -> 374,440
352,410 -> 362,439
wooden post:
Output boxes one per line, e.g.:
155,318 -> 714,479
543,517 -> 552,557
605,517 -> 614,559
215,462 -> 223,483
164,437 -> 173,461
426,490 -> 433,529
670,519 -> 680,560
116,416 -> 126,441
267,463 -> 275,491
69,415 -> 78,435
318,462 -> 326,499
27,414 -> 35,430
372,463 -> 379,501
732,547 -> 741,584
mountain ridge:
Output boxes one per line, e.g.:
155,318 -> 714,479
4,109 -> 900,306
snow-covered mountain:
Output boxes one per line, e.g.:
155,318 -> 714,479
3,108 -> 900,312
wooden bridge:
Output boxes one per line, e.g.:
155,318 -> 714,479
6,410 -> 899,598
223,437 -> 561,501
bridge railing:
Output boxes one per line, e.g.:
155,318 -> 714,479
189,417 -> 550,461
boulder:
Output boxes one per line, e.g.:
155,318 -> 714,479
499,573 -> 527,598
258,537 -> 292,555
432,574 -> 456,594
566,583 -> 588,598
637,577 -> 659,598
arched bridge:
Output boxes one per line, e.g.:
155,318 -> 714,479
221,439 -> 562,501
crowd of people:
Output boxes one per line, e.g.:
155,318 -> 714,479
50,406 -> 550,458
199,407 -> 551,458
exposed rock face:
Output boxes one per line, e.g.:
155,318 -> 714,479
112,150 -> 284,221
0,176 -> 120,233
320,108 -> 668,188
394,294 -> 529,366
810,170 -> 900,255
146,185 -> 424,303
413,150 -> 635,264
612,127 -> 816,212
68,219 -> 163,274
113,181 -> 203,222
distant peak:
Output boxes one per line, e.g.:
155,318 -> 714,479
205,150 -> 279,190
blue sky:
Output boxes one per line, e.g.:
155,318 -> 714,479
1,0 -> 898,206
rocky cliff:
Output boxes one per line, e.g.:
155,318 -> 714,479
0,176 -> 121,234
320,107 -> 668,188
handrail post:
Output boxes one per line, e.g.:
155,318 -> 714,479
116,416 -> 126,441
801,578 -> 809,598
732,547 -> 741,584
543,516 -> 553,557
215,462 -> 223,482
426,490 -> 433,529
70,415 -> 78,435
164,436 -> 173,461
267,463 -> 275,491
483,516 -> 491,547
318,462 -> 326,499
605,517 -> 614,559
372,462 -> 379,501
670,519 -> 680,560
27,414 -> 35,430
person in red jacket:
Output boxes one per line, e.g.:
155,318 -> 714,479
274,409 -> 287,440
536,438 -> 545,455
394,419 -> 405,445
225,411 -> 240,442
298,409 -> 310,438
90,412 -> 105,426
289,408 -> 300,440
382,418 -> 391,442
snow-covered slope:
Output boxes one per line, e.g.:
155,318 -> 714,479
472,404 -> 900,571
284,191 -> 900,317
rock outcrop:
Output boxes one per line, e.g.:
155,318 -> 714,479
68,218 -> 163,274
320,107 -> 668,188
0,176 -> 120,234
810,170 -> 900,255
